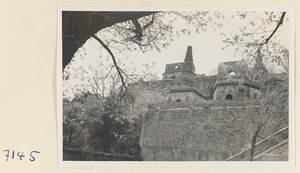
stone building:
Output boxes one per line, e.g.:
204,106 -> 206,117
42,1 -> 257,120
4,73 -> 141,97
161,46 -> 261,103
131,46 -> 288,161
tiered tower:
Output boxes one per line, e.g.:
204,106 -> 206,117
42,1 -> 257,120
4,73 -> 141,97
162,46 -> 196,81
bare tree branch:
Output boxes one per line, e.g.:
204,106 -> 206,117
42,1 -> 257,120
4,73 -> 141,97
249,12 -> 286,64
260,12 -> 286,45
130,14 -> 155,43
254,12 -> 273,32
103,65 -> 115,80
91,35 -> 127,90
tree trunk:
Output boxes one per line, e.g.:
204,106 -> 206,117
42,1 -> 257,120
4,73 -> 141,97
68,127 -> 73,143
249,129 -> 260,161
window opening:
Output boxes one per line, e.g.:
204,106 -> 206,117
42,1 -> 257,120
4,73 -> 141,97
225,94 -> 233,100
167,97 -> 171,103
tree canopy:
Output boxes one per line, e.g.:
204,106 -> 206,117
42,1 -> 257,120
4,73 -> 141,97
62,11 -> 157,69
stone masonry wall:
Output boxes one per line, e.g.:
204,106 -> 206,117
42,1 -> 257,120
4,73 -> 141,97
165,91 -> 206,103
213,84 -> 260,100
140,102 -> 260,161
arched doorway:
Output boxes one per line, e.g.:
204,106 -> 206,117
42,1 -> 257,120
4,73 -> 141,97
225,94 -> 233,100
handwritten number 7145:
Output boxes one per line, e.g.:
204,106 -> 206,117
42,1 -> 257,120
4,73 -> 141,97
3,150 -> 39,162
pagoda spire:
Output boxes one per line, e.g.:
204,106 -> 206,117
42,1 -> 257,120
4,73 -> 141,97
184,46 -> 193,62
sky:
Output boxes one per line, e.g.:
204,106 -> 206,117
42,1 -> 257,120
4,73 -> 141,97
62,10 -> 290,98
129,30 -> 239,76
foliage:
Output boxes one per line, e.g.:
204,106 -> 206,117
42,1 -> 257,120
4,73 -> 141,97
220,11 -> 289,160
222,12 -> 289,73
96,11 -> 222,53
63,93 -> 103,149
127,80 -> 167,116
240,75 -> 288,160
63,91 -> 141,157
237,47 -> 288,161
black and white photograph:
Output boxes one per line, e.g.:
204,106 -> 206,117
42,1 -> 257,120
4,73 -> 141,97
58,7 -> 293,166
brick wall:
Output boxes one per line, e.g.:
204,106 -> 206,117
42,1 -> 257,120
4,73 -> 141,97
140,103 -> 260,161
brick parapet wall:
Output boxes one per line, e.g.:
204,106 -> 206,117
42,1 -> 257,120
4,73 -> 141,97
157,100 -> 259,109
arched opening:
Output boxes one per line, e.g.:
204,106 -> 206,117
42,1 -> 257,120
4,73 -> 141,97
238,88 -> 244,93
225,94 -> 233,100
175,98 -> 181,102
229,71 -> 236,77
189,105 -> 194,110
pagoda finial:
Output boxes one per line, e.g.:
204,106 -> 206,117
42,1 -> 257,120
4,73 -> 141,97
184,46 -> 193,62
